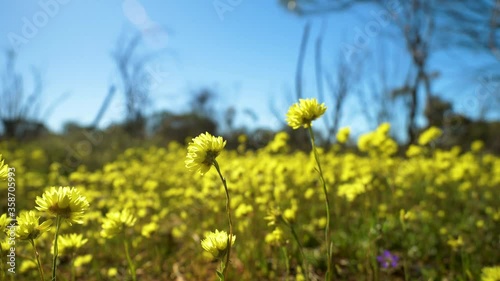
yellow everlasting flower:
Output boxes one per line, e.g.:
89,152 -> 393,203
471,140 -> 484,152
286,98 -> 327,129
336,127 -> 350,144
58,233 -> 88,255
0,154 -> 8,181
265,227 -> 284,247
418,126 -> 442,145
74,254 -> 93,267
35,186 -> 90,225
185,132 -> 226,175
201,229 -> 235,260
481,266 -> 500,281
100,209 -> 137,238
16,211 -> 52,240
447,235 -> 464,251
0,213 -> 11,233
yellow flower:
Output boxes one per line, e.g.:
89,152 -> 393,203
19,259 -> 37,273
101,209 -> 137,238
481,266 -> 500,281
471,140 -> 484,152
286,98 -> 327,129
141,221 -> 159,238
336,127 -> 350,144
0,154 -> 8,181
35,186 -> 90,225
58,233 -> 88,255
418,126 -> 442,145
447,235 -> 464,251
201,229 -> 235,260
185,132 -> 226,175
74,254 -> 93,267
0,238 -> 11,252
108,267 -> 118,277
265,227 -> 284,247
16,211 -> 52,240
0,213 -> 12,233
264,208 -> 282,226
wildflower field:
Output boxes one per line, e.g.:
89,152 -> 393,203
1,99 -> 500,281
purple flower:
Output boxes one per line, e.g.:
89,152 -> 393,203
377,250 -> 399,269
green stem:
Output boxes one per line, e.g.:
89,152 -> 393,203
52,216 -> 62,281
124,240 -> 137,281
281,247 -> 290,281
403,257 -> 409,281
214,160 -> 234,280
281,217 -> 309,281
308,126 -> 332,281
70,253 -> 76,281
30,239 -> 45,281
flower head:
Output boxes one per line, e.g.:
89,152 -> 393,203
185,132 -> 226,175
0,214 -> 12,234
265,227 -> 285,247
57,233 -> 88,255
35,186 -> 90,225
0,154 -> 8,181
447,235 -> 464,251
201,229 -> 235,260
74,254 -> 93,267
377,250 -> 399,269
471,140 -> 484,152
418,126 -> 442,145
336,127 -> 351,144
286,98 -> 327,129
16,211 -> 52,241
481,266 -> 500,281
100,209 -> 137,239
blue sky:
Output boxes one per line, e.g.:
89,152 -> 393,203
0,1 -> 497,140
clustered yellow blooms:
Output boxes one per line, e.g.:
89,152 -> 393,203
358,123 -> 397,156
286,98 -> 327,129
35,186 -> 90,225
1,108 -> 499,280
481,266 -> 500,281
185,132 -> 227,175
100,209 -> 137,238
201,229 -> 236,260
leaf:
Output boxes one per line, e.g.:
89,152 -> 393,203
216,270 -> 225,281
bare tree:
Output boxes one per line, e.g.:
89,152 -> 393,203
324,53 -> 363,144
279,0 -> 369,16
279,0 -> 499,143
90,85 -> 116,129
0,50 -> 43,139
113,33 -> 156,137
296,21 -> 312,100
357,45 -> 405,130
190,88 -> 216,118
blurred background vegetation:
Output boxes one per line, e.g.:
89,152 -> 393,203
0,0 -> 499,170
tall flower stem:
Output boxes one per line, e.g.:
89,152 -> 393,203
307,126 -> 332,281
124,239 -> 137,281
70,253 -> 76,281
281,247 -> 290,281
30,239 -> 45,281
214,160 -> 233,279
280,217 -> 309,281
52,216 -> 62,281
